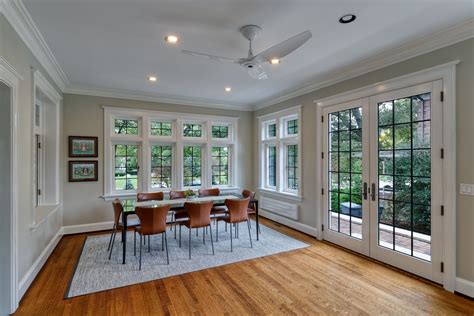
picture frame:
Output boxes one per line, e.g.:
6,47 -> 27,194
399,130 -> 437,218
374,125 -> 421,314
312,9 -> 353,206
69,136 -> 98,157
69,161 -> 98,182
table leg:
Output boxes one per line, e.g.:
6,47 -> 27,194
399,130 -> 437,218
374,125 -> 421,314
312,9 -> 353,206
255,200 -> 259,241
122,214 -> 127,264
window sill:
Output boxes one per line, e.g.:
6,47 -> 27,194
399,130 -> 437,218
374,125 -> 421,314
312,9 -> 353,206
257,188 -> 303,202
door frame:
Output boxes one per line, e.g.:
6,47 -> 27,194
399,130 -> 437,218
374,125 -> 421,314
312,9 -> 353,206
0,56 -> 21,312
315,60 -> 458,292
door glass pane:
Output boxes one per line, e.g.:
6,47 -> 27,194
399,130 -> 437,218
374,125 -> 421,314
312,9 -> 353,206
377,92 -> 432,261
327,107 -> 363,239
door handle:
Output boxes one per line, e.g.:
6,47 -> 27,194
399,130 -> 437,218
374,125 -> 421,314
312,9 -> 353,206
371,183 -> 376,201
363,182 -> 368,200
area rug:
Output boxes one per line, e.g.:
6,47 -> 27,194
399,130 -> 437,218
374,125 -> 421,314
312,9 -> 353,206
66,220 -> 308,298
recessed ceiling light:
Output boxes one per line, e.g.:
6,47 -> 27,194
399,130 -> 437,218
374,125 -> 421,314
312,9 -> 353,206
270,58 -> 280,65
165,35 -> 179,44
339,14 -> 356,24
148,76 -> 157,82
224,87 -> 232,92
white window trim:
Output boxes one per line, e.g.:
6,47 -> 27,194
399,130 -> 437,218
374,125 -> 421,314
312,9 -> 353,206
314,60 -> 459,293
258,105 -> 302,199
103,107 -> 239,199
31,70 -> 62,229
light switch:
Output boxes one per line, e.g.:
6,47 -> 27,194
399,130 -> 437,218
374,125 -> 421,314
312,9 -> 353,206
460,183 -> 474,196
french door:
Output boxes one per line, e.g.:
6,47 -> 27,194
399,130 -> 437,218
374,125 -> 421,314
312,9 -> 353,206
322,81 -> 443,283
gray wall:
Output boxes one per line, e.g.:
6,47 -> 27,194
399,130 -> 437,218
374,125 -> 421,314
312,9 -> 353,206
254,38 -> 474,282
62,94 -> 253,226
0,82 -> 12,315
0,14 -> 63,282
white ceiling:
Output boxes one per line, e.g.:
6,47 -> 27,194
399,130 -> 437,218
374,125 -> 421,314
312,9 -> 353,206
23,0 -> 474,109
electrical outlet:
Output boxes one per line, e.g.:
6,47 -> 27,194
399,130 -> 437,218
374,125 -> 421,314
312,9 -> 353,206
460,183 -> 474,196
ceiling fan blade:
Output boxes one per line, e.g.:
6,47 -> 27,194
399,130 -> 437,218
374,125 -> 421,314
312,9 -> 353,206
253,30 -> 312,63
248,64 -> 268,80
182,50 -> 238,64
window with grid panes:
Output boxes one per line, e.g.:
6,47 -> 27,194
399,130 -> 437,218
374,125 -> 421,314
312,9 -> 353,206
211,146 -> 229,185
114,144 -> 139,191
183,146 -> 202,186
183,123 -> 202,137
287,119 -> 298,135
287,144 -> 298,190
212,125 -> 229,138
150,121 -> 172,136
114,119 -> 139,135
150,145 -> 172,188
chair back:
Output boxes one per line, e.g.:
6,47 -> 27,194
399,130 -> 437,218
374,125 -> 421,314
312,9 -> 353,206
184,201 -> 213,228
112,199 -> 123,227
135,205 -> 170,235
137,192 -> 164,202
242,189 -> 256,211
225,198 -> 250,223
198,188 -> 220,197
169,190 -> 186,200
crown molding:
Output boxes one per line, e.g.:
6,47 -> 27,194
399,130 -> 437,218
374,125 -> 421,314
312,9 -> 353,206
0,0 -> 69,92
252,19 -> 474,111
64,85 -> 253,112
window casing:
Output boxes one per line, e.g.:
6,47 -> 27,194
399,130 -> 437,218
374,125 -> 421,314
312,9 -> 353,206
104,108 -> 238,197
259,106 -> 301,197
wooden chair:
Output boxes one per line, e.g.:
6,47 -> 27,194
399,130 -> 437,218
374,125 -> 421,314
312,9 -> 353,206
217,198 -> 252,251
178,201 -> 215,259
137,192 -> 164,202
134,205 -> 171,270
108,199 -> 141,260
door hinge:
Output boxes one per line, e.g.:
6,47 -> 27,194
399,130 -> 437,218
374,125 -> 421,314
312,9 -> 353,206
37,189 -> 41,196
37,142 -> 41,149
440,148 -> 444,159
441,262 -> 444,273
321,152 -> 324,159
321,188 -> 324,195
441,205 -> 444,216
440,91 -> 444,102
321,116 -> 324,123
322,224 -> 325,232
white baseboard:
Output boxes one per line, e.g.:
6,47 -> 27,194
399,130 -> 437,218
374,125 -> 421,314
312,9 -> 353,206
18,227 -> 63,300
259,210 -> 318,237
455,277 -> 474,298
62,221 -> 114,235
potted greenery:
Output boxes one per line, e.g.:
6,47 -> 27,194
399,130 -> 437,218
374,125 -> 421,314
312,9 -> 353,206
184,189 -> 196,200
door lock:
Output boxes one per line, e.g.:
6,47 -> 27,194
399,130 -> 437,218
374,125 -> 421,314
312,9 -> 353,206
363,182 -> 368,200
371,183 -> 376,201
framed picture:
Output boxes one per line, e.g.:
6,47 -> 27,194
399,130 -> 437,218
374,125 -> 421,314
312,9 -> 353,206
69,136 -> 98,157
69,161 -> 98,182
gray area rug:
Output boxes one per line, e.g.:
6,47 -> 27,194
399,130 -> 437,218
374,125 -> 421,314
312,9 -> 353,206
66,221 -> 308,298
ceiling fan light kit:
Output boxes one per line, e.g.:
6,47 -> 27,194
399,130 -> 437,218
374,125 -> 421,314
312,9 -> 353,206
181,24 -> 312,80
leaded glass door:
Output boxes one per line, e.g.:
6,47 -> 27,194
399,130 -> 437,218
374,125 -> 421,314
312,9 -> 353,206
322,98 -> 370,256
369,81 -> 443,283
322,81 -> 443,283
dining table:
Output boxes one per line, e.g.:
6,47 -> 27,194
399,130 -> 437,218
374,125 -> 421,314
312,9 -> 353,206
120,195 -> 260,264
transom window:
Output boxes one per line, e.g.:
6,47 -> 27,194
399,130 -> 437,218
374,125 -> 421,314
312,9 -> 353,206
183,146 -> 202,186
183,123 -> 202,137
150,145 -> 172,188
287,119 -> 298,135
150,121 -> 172,136
104,108 -> 237,197
268,123 -> 276,138
115,119 -> 139,135
211,146 -> 229,185
212,125 -> 229,138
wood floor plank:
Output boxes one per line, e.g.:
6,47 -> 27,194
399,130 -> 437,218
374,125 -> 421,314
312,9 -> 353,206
14,217 -> 474,315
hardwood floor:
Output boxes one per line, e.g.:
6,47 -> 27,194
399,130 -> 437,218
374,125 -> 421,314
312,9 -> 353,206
15,217 -> 474,315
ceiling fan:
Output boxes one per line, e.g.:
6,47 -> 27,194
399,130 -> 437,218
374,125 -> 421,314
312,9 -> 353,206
182,25 -> 312,80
